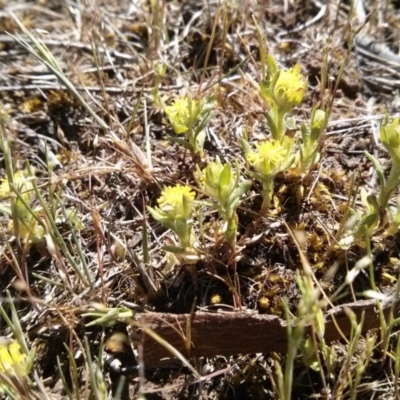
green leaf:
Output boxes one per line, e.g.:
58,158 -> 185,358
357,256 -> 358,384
281,155 -> 295,172
297,140 -> 306,164
357,194 -> 380,236
218,163 -> 232,203
266,54 -> 278,81
241,138 -> 252,156
162,245 -> 185,254
265,110 -> 278,139
226,180 -> 252,214
260,80 -> 271,103
147,206 -> 163,221
302,337 -> 320,371
269,70 -> 280,91
366,194 -> 379,216
314,308 -> 325,340
301,122 -> 311,143
358,214 -> 379,234
196,110 -> 213,134
195,129 -> 206,149
182,191 -> 192,218
364,151 -> 385,188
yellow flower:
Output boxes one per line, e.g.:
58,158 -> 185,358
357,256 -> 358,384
0,341 -> 30,378
0,170 -> 34,202
8,214 -> 45,242
0,178 -> 10,198
165,97 -> 203,134
247,138 -> 294,176
273,64 -> 307,109
157,185 -> 195,219
148,184 -> 197,248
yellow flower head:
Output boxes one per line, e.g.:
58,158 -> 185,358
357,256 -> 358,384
0,170 -> 34,202
157,185 -> 195,219
0,341 -> 30,378
247,138 -> 294,176
273,64 -> 307,110
165,97 -> 203,134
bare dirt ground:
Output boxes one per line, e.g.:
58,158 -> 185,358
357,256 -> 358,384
2,0 -> 400,399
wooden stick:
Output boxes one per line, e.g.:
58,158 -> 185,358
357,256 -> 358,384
129,294 -> 400,367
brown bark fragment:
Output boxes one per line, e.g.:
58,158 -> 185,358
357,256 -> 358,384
129,295 -> 400,367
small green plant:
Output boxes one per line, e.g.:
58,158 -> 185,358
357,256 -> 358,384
152,62 -> 167,108
276,270 -> 326,400
0,168 -> 84,246
242,137 -> 294,211
332,309 -> 376,399
148,184 -> 200,262
296,108 -> 329,173
260,55 -> 307,142
338,187 -> 380,249
357,189 -> 380,238
195,157 -> 251,245
340,116 -> 400,246
164,96 -> 214,156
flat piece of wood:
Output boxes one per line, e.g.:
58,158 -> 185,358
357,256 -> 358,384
129,294 -> 400,367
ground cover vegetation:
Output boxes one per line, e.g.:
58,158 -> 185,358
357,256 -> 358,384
2,0 -> 400,398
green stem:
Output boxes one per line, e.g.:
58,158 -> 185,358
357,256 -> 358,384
275,108 -> 286,142
178,228 -> 192,249
174,219 -> 194,249
187,128 -> 197,154
261,177 -> 274,212
224,214 -> 238,245
378,164 -> 400,209
284,323 -> 304,400
300,144 -> 318,174
365,233 -> 386,361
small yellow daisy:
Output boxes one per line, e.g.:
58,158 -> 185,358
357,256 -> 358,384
273,64 -> 307,109
157,185 -> 195,218
248,139 -> 293,176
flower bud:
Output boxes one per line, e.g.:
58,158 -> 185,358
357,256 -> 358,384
197,157 -> 235,205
